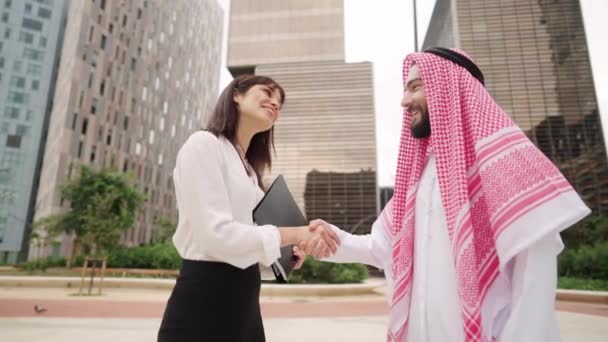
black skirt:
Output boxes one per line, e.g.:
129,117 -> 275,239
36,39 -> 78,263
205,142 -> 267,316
158,259 -> 265,342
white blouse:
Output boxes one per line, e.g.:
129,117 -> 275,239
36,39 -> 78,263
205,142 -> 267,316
171,131 -> 282,271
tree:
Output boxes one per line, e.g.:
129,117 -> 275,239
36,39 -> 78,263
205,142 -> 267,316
32,166 -> 145,265
151,216 -> 176,244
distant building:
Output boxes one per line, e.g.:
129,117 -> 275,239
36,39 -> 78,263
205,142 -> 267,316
228,1 -> 379,229
0,0 -> 68,262
29,0 -> 224,259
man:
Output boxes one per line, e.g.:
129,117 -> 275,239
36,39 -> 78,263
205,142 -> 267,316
303,48 -> 590,341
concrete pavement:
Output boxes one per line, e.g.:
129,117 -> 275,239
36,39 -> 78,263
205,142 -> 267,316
1,282 -> 607,341
1,313 -> 608,342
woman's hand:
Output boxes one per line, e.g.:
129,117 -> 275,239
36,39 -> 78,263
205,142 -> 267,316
292,245 -> 306,270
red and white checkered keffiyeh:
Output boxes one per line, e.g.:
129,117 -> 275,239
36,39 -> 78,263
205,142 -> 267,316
382,49 -> 590,341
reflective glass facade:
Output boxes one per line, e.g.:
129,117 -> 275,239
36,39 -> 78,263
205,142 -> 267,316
424,0 -> 608,216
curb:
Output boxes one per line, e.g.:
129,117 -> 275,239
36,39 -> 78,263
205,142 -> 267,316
1,276 -> 607,303
556,289 -> 608,305
0,276 -> 383,297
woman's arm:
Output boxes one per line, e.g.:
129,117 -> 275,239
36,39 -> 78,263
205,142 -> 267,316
175,132 -> 338,269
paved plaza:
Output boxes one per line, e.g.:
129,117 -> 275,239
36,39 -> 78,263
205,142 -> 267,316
0,286 -> 607,341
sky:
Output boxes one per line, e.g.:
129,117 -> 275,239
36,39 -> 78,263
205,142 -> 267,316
216,0 -> 608,187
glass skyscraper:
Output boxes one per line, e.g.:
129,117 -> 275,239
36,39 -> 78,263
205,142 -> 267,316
0,0 -> 67,262
424,0 -> 608,218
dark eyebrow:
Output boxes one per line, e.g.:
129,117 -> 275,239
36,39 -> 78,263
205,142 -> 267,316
406,78 -> 422,89
264,85 -> 282,103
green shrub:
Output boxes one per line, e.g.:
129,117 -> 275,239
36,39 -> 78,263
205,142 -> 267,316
19,256 -> 67,271
75,243 -> 181,269
561,215 -> 608,249
559,241 -> 608,280
288,257 -> 368,284
558,277 -> 608,291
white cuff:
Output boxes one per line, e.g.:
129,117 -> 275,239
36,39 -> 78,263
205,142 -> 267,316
258,225 -> 282,266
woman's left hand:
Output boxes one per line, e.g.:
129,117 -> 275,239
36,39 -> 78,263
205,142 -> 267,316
293,245 -> 307,270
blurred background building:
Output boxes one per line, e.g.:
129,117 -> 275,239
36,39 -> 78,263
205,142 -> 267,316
0,0 -> 68,263
0,0 -> 223,261
228,0 -> 379,234
423,0 -> 608,215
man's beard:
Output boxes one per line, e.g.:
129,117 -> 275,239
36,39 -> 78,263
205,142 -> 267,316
411,111 -> 431,139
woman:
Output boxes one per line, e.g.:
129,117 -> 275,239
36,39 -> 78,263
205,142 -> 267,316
158,75 -> 339,342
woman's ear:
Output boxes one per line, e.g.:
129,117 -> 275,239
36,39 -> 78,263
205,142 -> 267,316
233,91 -> 242,105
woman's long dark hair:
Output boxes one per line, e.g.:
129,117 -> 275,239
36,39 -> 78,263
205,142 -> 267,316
206,75 -> 285,188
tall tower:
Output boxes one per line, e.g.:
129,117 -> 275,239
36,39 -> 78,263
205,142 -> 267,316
228,0 -> 378,233
0,0 -> 68,262
424,0 -> 608,214
30,0 -> 224,258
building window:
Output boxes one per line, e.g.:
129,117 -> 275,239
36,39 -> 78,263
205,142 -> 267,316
81,117 -> 88,135
31,79 -> 39,90
16,124 -> 28,136
0,57 -> 4,68
108,23 -> 113,33
22,18 -> 43,31
5,106 -> 19,119
90,145 -> 96,162
10,76 -> 25,88
39,36 -> 46,47
7,91 -> 27,104
71,113 -> 77,130
19,31 -> 34,43
100,0 -> 106,10
77,141 -> 83,158
25,109 -> 33,121
13,60 -> 21,72
4,27 -> 10,39
1,12 -> 8,23
91,98 -> 98,114
37,7 -> 51,19
4,0 -> 11,9
99,80 -> 105,95
100,34 -> 106,49
6,135 -> 21,148
23,47 -> 44,61
25,3 -> 32,14
26,63 -> 41,75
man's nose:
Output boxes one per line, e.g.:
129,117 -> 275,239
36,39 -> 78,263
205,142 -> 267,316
401,93 -> 412,110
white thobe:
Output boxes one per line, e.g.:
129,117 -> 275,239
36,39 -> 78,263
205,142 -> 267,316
325,154 -> 564,341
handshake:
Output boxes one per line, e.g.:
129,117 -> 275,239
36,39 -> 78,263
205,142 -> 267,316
283,219 -> 340,271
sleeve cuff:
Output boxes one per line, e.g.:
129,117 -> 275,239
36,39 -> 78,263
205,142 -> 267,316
258,225 -> 282,266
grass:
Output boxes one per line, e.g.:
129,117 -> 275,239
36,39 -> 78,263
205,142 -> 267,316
558,277 -> 608,291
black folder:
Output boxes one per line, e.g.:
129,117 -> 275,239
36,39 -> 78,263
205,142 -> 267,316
253,175 -> 307,283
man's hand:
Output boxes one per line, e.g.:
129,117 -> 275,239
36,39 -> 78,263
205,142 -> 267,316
292,245 -> 306,270
302,219 -> 339,259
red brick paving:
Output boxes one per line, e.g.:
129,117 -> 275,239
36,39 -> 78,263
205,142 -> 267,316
0,298 -> 389,318
0,298 -> 605,319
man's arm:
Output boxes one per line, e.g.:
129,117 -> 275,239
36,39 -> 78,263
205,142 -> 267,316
498,234 -> 564,342
308,219 -> 391,271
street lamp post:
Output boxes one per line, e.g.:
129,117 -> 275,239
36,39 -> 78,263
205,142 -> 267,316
413,0 -> 419,51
